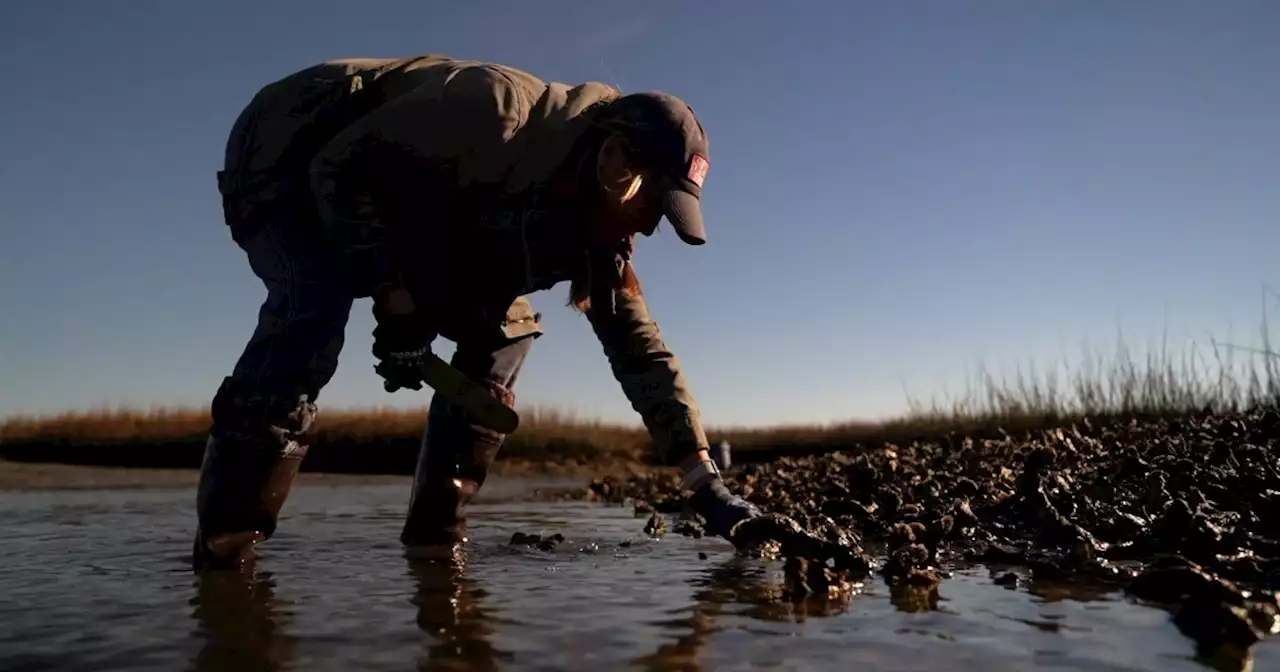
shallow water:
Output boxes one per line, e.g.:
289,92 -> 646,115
2,478 -> 1278,671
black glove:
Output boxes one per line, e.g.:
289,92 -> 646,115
372,306 -> 437,393
689,476 -> 763,542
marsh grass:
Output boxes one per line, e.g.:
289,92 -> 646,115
5,308 -> 1280,465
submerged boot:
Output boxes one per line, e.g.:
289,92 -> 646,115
192,434 -> 309,571
192,384 -> 317,572
401,395 -> 507,554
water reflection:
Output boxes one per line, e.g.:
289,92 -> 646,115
187,569 -> 297,672
631,557 -> 866,670
406,552 -> 512,671
1025,573 -> 1124,604
628,559 -> 744,670
122,483 -> 1275,672
887,581 -> 941,613
995,567 -> 1259,672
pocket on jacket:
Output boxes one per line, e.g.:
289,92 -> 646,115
499,296 -> 544,340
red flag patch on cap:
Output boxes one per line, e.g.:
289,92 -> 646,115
687,154 -> 709,188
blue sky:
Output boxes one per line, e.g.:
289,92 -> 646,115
2,1 -> 1279,427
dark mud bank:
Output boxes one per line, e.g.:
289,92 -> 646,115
580,407 -> 1280,667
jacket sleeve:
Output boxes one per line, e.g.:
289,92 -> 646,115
585,266 -> 710,465
307,65 -> 528,291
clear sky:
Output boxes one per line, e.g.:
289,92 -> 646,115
2,1 -> 1279,427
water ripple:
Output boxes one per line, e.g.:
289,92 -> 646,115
1,481 -> 1277,671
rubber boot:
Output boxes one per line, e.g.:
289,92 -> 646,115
192,435 -> 309,572
400,396 -> 507,553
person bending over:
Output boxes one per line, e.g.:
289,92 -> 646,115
196,53 -> 761,571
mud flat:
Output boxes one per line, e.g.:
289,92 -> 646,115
576,407 -> 1280,669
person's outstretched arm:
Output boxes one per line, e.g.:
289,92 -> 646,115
584,262 -> 763,542
583,266 -> 709,467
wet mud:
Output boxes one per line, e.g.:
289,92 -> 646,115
578,407 -> 1280,667
509,531 -> 566,552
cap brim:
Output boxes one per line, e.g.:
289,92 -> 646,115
661,189 -> 706,245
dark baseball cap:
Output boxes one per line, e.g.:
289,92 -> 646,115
594,92 -> 711,245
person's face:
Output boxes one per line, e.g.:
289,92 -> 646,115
588,134 -> 664,246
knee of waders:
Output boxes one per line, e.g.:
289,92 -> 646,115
210,377 -> 318,454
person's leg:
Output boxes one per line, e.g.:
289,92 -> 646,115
400,331 -> 537,549
193,213 -> 354,571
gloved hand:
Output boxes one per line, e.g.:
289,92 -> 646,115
372,303 -> 437,393
688,474 -> 763,542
